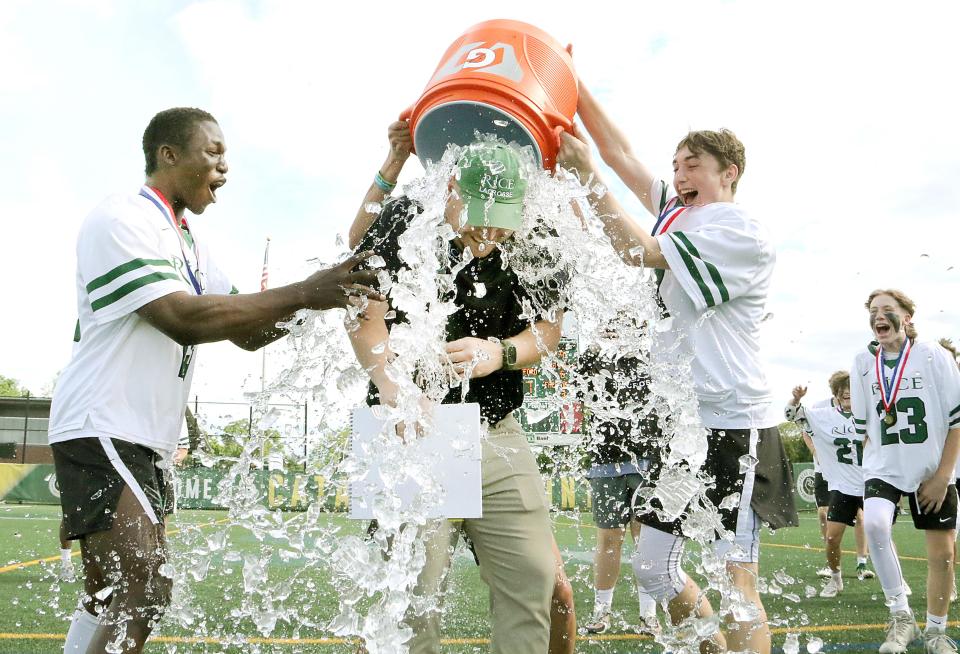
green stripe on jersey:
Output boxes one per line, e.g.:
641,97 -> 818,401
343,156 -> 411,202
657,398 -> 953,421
949,403 -> 960,417
657,180 -> 670,214
670,234 -> 714,307
91,271 -> 180,312
673,232 -> 730,303
853,417 -> 866,424
87,258 -> 173,293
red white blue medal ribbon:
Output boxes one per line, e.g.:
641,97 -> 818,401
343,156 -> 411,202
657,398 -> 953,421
875,337 -> 911,421
651,196 -> 688,236
139,186 -> 203,295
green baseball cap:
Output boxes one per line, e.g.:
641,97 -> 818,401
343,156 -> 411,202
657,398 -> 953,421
456,142 -> 527,230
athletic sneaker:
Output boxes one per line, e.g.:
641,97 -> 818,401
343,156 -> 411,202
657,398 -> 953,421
857,563 -> 876,580
820,577 -> 843,598
59,564 -> 76,583
583,606 -> 611,634
924,631 -> 958,654
904,579 -> 912,596
816,566 -> 832,578
637,613 -> 662,637
879,611 -> 920,653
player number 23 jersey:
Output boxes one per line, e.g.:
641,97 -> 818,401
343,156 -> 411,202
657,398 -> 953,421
851,340 -> 960,492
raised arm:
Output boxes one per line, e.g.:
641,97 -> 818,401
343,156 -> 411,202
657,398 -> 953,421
557,125 -> 666,269
576,82 -> 658,216
137,252 -> 382,351
348,121 -> 413,249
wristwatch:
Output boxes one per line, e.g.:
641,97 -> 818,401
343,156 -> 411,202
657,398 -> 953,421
501,340 -> 518,370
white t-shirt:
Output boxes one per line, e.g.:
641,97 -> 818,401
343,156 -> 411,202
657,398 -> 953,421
649,180 -> 777,429
801,404 -> 863,496
851,340 -> 960,492
49,187 -> 234,455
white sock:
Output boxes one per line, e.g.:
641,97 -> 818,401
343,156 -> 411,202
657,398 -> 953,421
863,497 -> 909,612
638,589 -> 657,618
926,613 -> 947,633
595,587 -> 614,608
831,570 -> 842,584
64,608 -> 99,653
857,556 -> 868,566
60,549 -> 72,566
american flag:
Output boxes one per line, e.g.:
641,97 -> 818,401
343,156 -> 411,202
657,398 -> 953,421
260,237 -> 270,292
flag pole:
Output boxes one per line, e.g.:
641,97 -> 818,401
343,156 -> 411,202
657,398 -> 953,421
260,237 -> 271,394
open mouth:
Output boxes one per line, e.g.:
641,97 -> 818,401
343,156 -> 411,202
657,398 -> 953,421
680,189 -> 698,205
208,178 -> 226,202
874,323 -> 892,338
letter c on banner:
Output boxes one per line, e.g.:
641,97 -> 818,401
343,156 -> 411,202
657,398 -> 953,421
48,473 -> 60,498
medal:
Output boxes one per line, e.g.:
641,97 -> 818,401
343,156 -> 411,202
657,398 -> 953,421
874,338 -> 911,427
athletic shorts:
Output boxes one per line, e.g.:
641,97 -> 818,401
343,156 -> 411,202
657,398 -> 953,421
52,437 -> 171,540
826,490 -> 863,527
814,472 -> 830,508
640,426 -> 799,536
865,478 -> 958,530
589,473 -> 645,529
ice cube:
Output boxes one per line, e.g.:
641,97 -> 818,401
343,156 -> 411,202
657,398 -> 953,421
366,255 -> 386,268
738,454 -> 759,473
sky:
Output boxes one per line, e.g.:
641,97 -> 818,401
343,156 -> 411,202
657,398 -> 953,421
2,0 -> 959,408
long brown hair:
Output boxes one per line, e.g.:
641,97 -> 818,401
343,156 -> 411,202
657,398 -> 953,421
865,289 -> 917,341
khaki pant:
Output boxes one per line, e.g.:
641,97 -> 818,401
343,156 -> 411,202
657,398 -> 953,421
406,414 -> 554,654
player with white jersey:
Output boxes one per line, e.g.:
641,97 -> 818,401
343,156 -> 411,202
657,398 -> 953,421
941,338 -> 960,604
49,107 -> 381,654
786,372 -> 876,599
558,79 -> 797,654
851,289 -> 960,654
790,395 -> 847,577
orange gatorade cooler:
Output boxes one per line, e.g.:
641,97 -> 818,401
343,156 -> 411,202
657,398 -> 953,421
402,19 -> 577,170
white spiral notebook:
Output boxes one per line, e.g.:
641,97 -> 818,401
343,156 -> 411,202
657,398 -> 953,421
349,403 -> 483,519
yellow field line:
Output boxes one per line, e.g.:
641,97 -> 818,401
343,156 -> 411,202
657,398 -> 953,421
762,541 -> 926,562
0,518 -> 231,575
2,622 -> 958,646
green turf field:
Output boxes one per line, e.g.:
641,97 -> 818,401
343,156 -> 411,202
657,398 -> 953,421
0,503 -> 951,653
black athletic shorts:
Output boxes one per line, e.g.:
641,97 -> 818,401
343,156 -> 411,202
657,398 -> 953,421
589,472 -> 646,529
826,490 -> 863,527
865,478 -> 958,530
640,426 -> 799,535
814,472 -> 831,508
52,437 -> 171,540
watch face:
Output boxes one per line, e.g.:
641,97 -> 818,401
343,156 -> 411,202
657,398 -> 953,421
504,342 -> 517,366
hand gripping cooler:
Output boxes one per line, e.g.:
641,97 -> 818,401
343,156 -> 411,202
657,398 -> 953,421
402,19 -> 577,170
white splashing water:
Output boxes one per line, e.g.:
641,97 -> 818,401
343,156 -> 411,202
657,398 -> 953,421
126,136 -> 802,652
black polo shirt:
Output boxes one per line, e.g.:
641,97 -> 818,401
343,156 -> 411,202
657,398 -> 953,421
356,196 -> 536,426
576,346 -> 659,465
